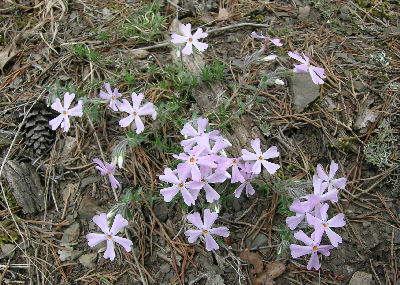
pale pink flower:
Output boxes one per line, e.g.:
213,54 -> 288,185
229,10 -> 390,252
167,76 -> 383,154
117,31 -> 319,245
286,194 -> 320,230
313,175 -> 338,203
171,23 -> 208,55
241,138 -> 280,175
159,166 -> 203,206
185,209 -> 229,251
288,51 -> 326,85
316,161 -> 347,192
198,166 -> 227,203
251,31 -> 283,46
180,117 -> 220,151
99,83 -> 122,111
93,158 -> 120,189
86,213 -> 132,261
290,230 -> 333,270
118,92 -> 157,134
306,203 -> 345,247
49,92 -> 83,132
234,163 -> 258,198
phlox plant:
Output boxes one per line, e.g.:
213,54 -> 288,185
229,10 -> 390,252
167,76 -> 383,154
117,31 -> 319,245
46,21 -> 345,275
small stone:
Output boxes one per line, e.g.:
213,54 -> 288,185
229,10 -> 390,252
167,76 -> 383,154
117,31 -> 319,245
298,6 -> 310,21
160,263 -> 171,274
60,222 -> 80,245
153,203 -> 169,223
130,50 -> 150,59
362,221 -> 371,228
349,271 -> 372,285
1,244 -> 15,258
288,73 -> 320,113
78,195 -> 106,220
80,176 -> 100,190
245,233 -> 268,248
79,253 -> 97,268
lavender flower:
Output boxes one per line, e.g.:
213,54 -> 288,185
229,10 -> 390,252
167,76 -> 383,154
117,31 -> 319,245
286,194 -> 320,230
288,51 -> 326,85
118,92 -> 157,134
181,117 -> 220,151
316,161 -> 347,192
49,92 -> 83,132
86,213 -> 132,261
93,158 -> 120,189
241,138 -> 280,175
159,166 -> 203,206
171,23 -> 208,55
185,209 -> 229,251
234,163 -> 258,198
289,230 -> 333,270
306,203 -> 345,247
198,166 -> 227,203
99,83 -> 122,111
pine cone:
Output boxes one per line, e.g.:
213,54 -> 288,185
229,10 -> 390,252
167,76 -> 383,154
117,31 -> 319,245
20,100 -> 56,155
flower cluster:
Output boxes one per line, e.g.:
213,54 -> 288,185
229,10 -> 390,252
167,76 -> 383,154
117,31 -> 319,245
159,117 -> 280,250
287,161 -> 346,270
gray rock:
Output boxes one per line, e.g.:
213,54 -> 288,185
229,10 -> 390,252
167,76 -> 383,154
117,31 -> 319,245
153,203 -> 169,223
394,229 -> 400,244
78,195 -> 106,220
288,73 -> 320,113
232,198 -> 241,212
0,244 -> 15,258
298,6 -> 310,21
160,263 -> 171,274
79,253 -> 97,268
80,176 -> 100,189
349,271 -> 372,285
60,222 -> 80,245
245,233 -> 268,248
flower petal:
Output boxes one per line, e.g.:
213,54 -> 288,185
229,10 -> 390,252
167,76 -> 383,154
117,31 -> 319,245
87,233 -> 107,247
99,90 -> 111,100
261,161 -> 280,175
131,92 -> 144,110
113,236 -> 133,252
118,99 -> 133,114
241,149 -> 258,161
180,23 -> 192,37
51,98 -> 63,113
159,168 -> 179,184
160,186 -> 179,202
204,233 -> 219,251
209,226 -> 229,237
294,230 -> 313,246
185,229 -> 203,243
181,187 -> 196,206
246,183 -> 255,196
119,115 -> 134,128
192,28 -> 207,39
61,116 -> 71,132
134,115 -> 145,134
110,214 -> 128,235
93,213 -> 109,234
181,123 -> 198,137
63,92 -> 75,109
316,164 -> 329,181
103,239 -> 115,261
187,212 -> 203,229
203,209 -> 218,230
309,68 -> 324,85
182,42 -> 193,55
250,138 -> 262,155
262,146 -> 279,159
333,177 -> 347,189
138,102 -> 156,118
288,51 -> 306,64
68,101 -> 83,117
203,183 -> 220,203
290,244 -> 312,258
193,41 -> 208,52
171,33 -> 187,44
307,251 -> 320,270
327,213 -> 345,228
49,114 -> 63,130
286,214 -> 305,230
234,183 -> 246,198
325,228 -> 342,247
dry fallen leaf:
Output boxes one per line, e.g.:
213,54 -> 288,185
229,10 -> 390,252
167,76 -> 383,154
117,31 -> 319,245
0,38 -> 19,72
240,249 -> 286,285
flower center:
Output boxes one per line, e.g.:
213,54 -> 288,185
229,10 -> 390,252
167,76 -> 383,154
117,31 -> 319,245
107,171 -> 111,175
232,160 -> 237,164
107,235 -> 112,239
328,180 -> 332,184
312,246 -> 317,251
258,156 -> 263,160
133,112 -> 137,116
189,38 -> 193,42
189,157 -> 195,163
307,63 -> 311,68
246,178 -> 251,183
201,179 -> 206,183
63,111 -> 67,115
323,223 -> 327,228
179,183 -> 184,188
202,229 -> 208,234
111,96 -> 115,100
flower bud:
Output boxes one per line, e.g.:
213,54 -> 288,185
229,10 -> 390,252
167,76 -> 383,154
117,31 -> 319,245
274,79 -> 285,85
261,54 -> 277,62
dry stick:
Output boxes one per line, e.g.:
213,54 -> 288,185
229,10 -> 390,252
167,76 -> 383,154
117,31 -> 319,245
170,245 -> 184,285
131,23 -> 272,52
376,192 -> 400,227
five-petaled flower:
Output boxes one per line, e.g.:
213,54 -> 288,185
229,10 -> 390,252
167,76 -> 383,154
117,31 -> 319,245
241,138 -> 280,175
171,23 -> 208,55
288,51 -> 326,85
316,160 -> 347,193
234,163 -> 258,198
99,82 -> 122,111
93,158 -> 120,189
286,194 -> 320,230
289,230 -> 333,270
49,92 -> 83,132
86,213 -> 133,261
184,209 -> 229,251
306,203 -> 346,247
118,92 -> 157,134
159,166 -> 203,206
